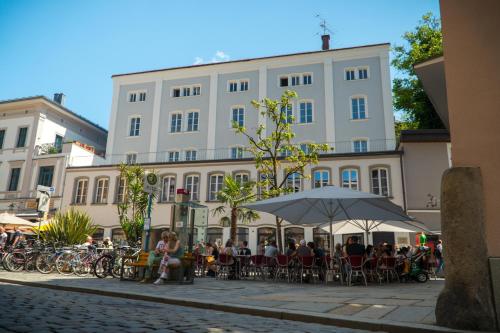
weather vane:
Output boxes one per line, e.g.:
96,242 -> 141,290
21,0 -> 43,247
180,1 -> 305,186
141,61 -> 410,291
315,14 -> 332,36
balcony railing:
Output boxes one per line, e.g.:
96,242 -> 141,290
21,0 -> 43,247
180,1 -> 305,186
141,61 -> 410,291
95,139 -> 397,166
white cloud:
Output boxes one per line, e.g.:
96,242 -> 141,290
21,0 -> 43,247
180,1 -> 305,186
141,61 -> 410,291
193,51 -> 231,65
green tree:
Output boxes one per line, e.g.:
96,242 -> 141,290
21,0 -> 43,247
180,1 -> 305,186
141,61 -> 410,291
234,90 -> 329,251
392,12 -> 444,129
211,175 -> 260,242
35,208 -> 97,245
117,164 -> 157,245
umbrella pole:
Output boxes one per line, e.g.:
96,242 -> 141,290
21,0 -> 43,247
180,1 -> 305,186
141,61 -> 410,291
364,220 -> 369,245
329,219 -> 333,258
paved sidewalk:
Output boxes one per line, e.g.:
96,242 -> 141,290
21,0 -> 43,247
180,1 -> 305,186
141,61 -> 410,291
0,271 -> 462,333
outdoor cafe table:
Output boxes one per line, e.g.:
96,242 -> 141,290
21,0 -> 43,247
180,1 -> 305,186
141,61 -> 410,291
235,255 -> 251,279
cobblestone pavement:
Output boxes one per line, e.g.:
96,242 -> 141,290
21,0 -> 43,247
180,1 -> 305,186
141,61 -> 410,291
0,282 -> 380,333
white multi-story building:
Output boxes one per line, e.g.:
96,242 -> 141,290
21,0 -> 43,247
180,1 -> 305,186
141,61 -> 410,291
61,40 -> 411,253
0,95 -> 107,218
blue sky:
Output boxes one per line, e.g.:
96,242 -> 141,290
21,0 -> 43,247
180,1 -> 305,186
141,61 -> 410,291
0,0 -> 440,129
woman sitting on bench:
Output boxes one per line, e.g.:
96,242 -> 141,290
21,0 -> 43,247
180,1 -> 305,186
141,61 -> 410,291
154,232 -> 183,284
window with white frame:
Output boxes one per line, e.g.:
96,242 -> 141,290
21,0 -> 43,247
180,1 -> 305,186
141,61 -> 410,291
185,150 -> 197,161
280,147 -> 292,157
126,153 -> 137,164
358,67 -> 369,80
299,101 -> 313,123
240,81 -> 249,91
209,174 -> 224,201
313,170 -> 330,188
172,88 -> 181,97
281,104 -> 293,124
74,178 -> 88,204
186,111 -> 199,132
345,69 -> 356,81
303,74 -> 312,85
258,173 -> 270,199
161,175 -> 176,202
139,92 -> 146,102
168,151 -> 180,162
94,178 -> 109,204
116,177 -> 127,203
183,87 -> 191,97
170,113 -> 182,133
371,167 -> 390,196
234,172 -> 249,185
351,96 -> 367,120
185,175 -> 199,201
232,107 -> 244,127
291,75 -> 300,86
345,66 -> 370,80
193,86 -> 201,96
300,143 -> 310,154
129,117 -> 141,136
286,172 -> 301,192
279,76 -> 289,87
341,168 -> 359,190
353,139 -> 368,153
128,93 -> 137,102
172,85 -> 201,97
231,147 -> 244,159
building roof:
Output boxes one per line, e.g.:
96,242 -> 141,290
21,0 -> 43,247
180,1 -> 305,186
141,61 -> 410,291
0,95 -> 107,133
111,43 -> 390,78
400,129 -> 450,143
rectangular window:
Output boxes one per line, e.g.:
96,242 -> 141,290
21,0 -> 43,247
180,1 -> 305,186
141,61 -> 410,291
286,173 -> 301,192
280,77 -> 289,87
74,179 -> 88,204
172,88 -> 181,97
54,134 -> 63,153
231,147 -> 244,159
313,170 -> 329,188
353,140 -> 368,153
281,104 -> 293,124
126,153 -> 137,164
351,97 -> 366,120
185,150 -> 197,161
232,107 -> 244,127
300,143 -> 310,154
342,169 -> 359,190
116,177 -> 127,203
345,69 -> 355,81
303,74 -> 312,85
95,178 -> 109,204
299,102 -> 313,123
129,93 -> 137,102
0,129 -> 5,149
229,82 -> 238,92
139,92 -> 146,102
16,127 -> 28,148
8,168 -> 21,191
38,166 -> 54,187
129,117 -> 140,136
358,68 -> 368,80
291,75 -> 300,86
183,87 -> 191,97
161,176 -> 176,202
185,175 -> 199,201
193,86 -> 201,96
170,113 -> 182,133
372,168 -> 389,196
240,81 -> 248,91
209,174 -> 224,201
186,112 -> 199,132
168,151 -> 180,162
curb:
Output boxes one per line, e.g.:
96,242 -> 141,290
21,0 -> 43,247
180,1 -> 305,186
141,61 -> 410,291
0,277 -> 470,333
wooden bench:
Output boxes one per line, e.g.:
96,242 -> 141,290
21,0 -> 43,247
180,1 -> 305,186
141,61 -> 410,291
120,251 -> 159,281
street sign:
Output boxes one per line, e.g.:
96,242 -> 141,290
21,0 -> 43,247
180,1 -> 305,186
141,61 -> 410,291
37,192 -> 50,213
143,172 -> 159,194
37,185 -> 55,197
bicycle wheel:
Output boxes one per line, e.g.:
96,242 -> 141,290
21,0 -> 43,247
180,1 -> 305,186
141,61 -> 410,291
36,253 -> 55,274
94,255 -> 112,278
25,253 -> 37,272
55,252 -> 75,275
73,260 -> 91,277
4,252 -> 26,272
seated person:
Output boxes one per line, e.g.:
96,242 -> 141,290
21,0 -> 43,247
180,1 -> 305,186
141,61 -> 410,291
142,231 -> 169,282
154,232 -> 183,284
264,240 -> 278,258
296,240 -> 313,256
286,241 -> 297,257
346,236 -> 365,256
238,240 -> 251,256
205,242 -> 219,277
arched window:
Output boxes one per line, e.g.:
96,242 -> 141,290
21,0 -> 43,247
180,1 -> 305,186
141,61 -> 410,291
341,168 -> 359,190
207,227 -> 223,246
284,227 -> 304,245
313,227 -> 330,252
92,228 -> 104,242
257,227 -> 276,250
236,227 -> 249,245
313,169 -> 330,188
161,175 -> 176,202
74,178 -> 88,204
94,177 -> 109,204
234,172 -> 249,185
184,174 -> 199,201
111,228 -> 127,244
371,167 -> 390,196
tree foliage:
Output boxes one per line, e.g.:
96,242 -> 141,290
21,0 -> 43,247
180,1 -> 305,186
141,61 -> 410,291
117,164 -> 157,245
392,12 -> 445,129
35,208 -> 97,245
234,90 -> 330,251
211,176 -> 259,242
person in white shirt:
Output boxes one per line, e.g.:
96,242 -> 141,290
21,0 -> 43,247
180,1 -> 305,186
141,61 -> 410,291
0,227 -> 8,249
142,231 -> 169,282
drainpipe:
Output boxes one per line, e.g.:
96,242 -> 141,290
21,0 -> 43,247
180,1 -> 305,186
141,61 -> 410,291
399,151 -> 407,212
58,154 -> 69,211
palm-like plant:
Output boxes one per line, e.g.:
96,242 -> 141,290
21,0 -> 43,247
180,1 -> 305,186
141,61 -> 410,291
212,176 -> 259,242
34,208 -> 97,245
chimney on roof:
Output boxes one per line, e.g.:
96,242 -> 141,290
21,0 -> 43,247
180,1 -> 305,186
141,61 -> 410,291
321,34 -> 330,51
53,93 -> 66,106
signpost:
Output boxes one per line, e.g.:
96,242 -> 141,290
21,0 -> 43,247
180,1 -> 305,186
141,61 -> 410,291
36,185 -> 53,239
143,173 -> 159,251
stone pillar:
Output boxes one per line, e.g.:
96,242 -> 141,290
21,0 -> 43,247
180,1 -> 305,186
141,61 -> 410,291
435,167 -> 497,331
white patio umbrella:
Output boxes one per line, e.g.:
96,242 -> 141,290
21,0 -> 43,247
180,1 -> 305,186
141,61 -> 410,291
244,186 -> 429,256
0,212 -> 32,225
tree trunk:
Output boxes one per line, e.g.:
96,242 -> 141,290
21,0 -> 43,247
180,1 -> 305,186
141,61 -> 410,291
230,207 -> 237,243
275,216 -> 283,253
